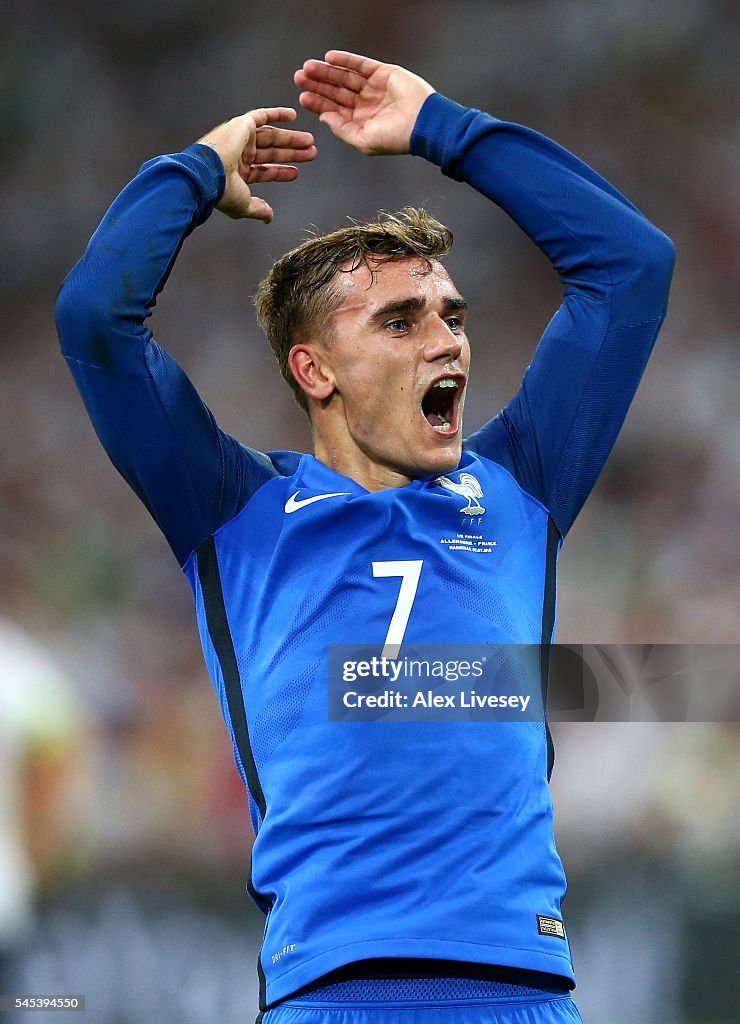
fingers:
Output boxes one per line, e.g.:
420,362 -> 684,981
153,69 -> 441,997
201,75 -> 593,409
296,92 -> 350,138
248,106 -> 298,128
218,184 -> 274,223
295,61 -> 365,98
251,145 -> 316,165
246,164 -> 299,183
323,50 -> 383,78
295,83 -> 352,112
314,110 -> 346,135
298,91 -> 341,117
253,125 -> 316,164
212,107 -> 315,223
256,124 -> 315,149
294,77 -> 358,112
305,59 -> 366,91
246,196 -> 274,224
199,109 -> 303,167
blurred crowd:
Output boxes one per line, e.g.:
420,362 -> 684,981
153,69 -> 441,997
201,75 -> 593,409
1,1 -> 738,1021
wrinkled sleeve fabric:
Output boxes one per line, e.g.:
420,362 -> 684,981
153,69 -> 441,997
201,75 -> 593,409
56,144 -> 277,566
411,94 -> 675,537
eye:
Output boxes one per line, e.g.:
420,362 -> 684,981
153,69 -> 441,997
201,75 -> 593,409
444,315 -> 464,332
385,318 -> 409,333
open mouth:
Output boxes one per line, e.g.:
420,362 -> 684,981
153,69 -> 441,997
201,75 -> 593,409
421,376 -> 463,435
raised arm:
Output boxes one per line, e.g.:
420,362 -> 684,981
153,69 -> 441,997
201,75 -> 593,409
296,53 -> 675,536
56,110 -> 316,565
412,95 -> 674,537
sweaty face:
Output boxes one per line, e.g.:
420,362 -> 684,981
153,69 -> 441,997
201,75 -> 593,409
320,258 -> 470,485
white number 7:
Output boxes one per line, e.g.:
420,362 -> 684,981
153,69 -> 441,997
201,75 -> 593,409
372,560 -> 423,659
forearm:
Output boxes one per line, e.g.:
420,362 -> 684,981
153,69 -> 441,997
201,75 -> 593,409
54,146 -> 277,565
418,94 -> 676,534
410,93 -> 674,325
56,144 -> 224,371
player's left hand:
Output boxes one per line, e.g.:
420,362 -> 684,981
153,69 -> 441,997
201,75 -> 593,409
295,51 -> 434,156
198,107 -> 317,222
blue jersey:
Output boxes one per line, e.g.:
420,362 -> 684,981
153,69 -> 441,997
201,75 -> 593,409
56,93 -> 674,1010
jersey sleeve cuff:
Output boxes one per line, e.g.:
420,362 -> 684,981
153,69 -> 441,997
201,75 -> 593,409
410,93 -> 500,181
137,143 -> 226,225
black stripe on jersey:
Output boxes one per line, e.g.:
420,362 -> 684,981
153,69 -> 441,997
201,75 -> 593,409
196,536 -> 272,1011
196,536 -> 266,817
540,517 -> 560,780
252,940 -> 268,1014
246,863 -> 270,1007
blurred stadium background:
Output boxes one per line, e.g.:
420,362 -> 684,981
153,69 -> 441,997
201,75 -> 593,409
1,0 -> 738,1021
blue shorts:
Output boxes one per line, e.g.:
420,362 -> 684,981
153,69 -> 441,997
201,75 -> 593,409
258,977 -> 584,1024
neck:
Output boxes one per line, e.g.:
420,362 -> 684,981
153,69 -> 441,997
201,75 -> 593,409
313,435 -> 411,492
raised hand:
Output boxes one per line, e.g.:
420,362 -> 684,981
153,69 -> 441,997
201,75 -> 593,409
198,107 -> 317,222
295,51 -> 434,156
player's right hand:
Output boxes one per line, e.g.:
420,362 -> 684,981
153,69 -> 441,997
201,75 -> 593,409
198,108 -> 317,222
295,51 -> 435,156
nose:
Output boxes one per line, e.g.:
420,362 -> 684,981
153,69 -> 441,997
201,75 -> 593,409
423,315 -> 463,363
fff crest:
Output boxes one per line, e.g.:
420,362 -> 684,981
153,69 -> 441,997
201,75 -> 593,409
436,472 -> 486,516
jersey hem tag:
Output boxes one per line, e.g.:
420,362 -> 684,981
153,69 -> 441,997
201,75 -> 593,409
537,914 -> 566,940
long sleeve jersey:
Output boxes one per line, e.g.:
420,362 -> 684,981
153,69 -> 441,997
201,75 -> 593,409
56,93 -> 674,1010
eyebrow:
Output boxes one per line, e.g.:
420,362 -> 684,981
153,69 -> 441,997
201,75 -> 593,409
368,295 -> 468,324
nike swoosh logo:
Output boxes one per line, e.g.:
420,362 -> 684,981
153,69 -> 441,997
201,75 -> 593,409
284,490 -> 351,514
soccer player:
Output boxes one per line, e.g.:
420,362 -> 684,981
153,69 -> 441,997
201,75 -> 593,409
56,50 -> 674,1024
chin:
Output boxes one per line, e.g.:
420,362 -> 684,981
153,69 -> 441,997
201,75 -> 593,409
415,442 -> 462,478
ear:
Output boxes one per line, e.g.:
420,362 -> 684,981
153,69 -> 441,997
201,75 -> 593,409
289,343 -> 336,403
